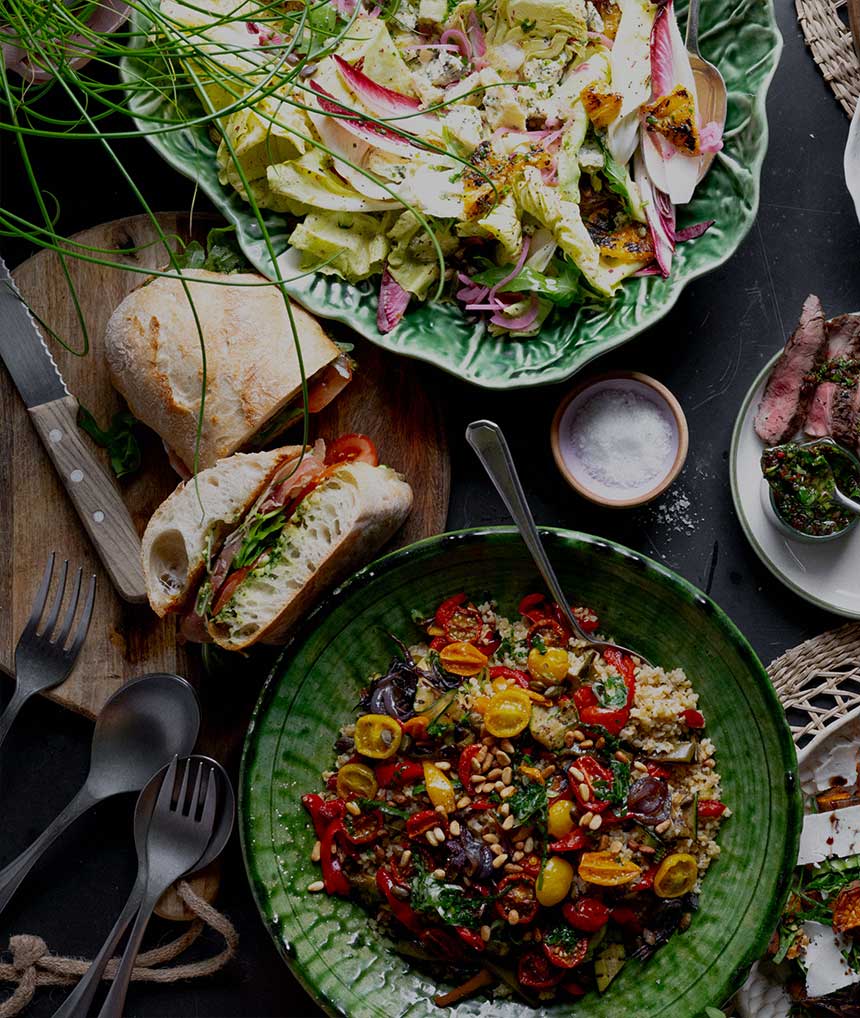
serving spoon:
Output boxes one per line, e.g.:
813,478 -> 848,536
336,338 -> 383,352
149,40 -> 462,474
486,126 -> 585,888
685,0 -> 728,184
0,673 -> 200,915
52,755 -> 234,1018
465,420 -> 652,666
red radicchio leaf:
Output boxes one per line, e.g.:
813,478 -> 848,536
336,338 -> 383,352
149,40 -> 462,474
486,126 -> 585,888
674,219 -> 715,242
377,269 -> 411,333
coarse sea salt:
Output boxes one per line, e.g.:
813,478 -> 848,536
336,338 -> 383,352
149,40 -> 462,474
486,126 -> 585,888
558,385 -> 679,499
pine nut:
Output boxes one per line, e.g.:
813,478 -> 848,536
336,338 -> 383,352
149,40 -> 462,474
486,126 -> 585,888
501,767 -> 513,785
480,925 -> 491,942
500,786 -> 516,799
433,826 -> 446,841
655,820 -> 672,834
580,739 -> 594,748
426,830 -> 439,846
500,739 -> 515,754
507,909 -> 520,925
490,843 -> 504,856
483,832 -> 499,844
504,863 -> 523,873
435,804 -> 447,814
346,800 -> 361,816
471,757 -> 482,772
471,774 -> 487,784
492,853 -> 509,869
524,837 -> 534,853
512,850 -> 524,861
564,731 -> 576,748
494,781 -> 505,791
573,730 -> 585,743
311,841 -> 321,862
633,761 -> 648,772
578,782 -> 590,800
308,881 -> 325,893
589,814 -> 603,831
456,796 -> 472,809
579,811 -> 594,827
502,814 -> 516,830
400,849 -> 412,867
486,767 -> 502,780
449,820 -> 461,837
434,761 -> 451,771
569,767 -> 585,782
615,751 -> 630,764
500,803 -> 511,816
433,868 -> 446,879
496,751 -> 511,766
481,782 -> 496,794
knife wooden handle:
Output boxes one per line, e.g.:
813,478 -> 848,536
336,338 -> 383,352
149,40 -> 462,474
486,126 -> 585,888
28,395 -> 147,604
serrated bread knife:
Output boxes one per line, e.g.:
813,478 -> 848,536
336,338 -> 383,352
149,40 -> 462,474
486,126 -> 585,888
0,256 -> 146,603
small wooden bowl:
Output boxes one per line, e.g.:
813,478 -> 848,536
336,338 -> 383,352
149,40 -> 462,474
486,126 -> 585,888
551,371 -> 689,508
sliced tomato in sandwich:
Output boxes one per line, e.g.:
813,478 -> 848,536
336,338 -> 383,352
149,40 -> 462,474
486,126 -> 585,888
210,565 -> 253,618
325,433 -> 379,467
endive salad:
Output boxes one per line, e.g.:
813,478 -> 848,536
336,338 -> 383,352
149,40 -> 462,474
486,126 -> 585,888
301,592 -> 728,1005
160,0 -> 722,335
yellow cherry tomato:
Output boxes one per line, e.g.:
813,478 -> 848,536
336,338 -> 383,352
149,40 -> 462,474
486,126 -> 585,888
536,856 -> 574,906
440,641 -> 488,677
528,646 -> 570,683
423,761 -> 456,813
547,799 -> 575,838
484,688 -> 532,738
354,713 -> 403,759
519,764 -> 545,784
472,695 -> 490,715
336,762 -> 378,800
653,853 -> 698,898
578,851 -> 642,887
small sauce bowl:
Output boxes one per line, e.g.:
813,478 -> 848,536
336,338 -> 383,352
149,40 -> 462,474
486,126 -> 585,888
551,372 -> 689,508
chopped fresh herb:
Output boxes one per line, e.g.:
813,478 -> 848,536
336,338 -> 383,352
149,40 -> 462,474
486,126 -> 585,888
410,859 -> 485,928
77,406 -> 141,479
426,716 -> 454,737
592,671 -> 627,709
355,798 -> 410,819
532,633 -> 548,653
174,225 -> 248,273
519,18 -> 536,30
509,779 -> 548,826
544,924 -> 583,948
233,509 -> 286,569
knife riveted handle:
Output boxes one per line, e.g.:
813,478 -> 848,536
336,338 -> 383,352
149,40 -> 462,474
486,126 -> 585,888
28,394 -> 147,604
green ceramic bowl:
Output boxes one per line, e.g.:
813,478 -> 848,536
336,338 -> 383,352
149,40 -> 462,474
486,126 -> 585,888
121,2 -> 781,389
240,527 -> 801,1018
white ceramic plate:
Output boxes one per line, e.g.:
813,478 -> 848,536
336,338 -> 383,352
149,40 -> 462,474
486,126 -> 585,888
736,706 -> 860,1017
729,354 -> 860,618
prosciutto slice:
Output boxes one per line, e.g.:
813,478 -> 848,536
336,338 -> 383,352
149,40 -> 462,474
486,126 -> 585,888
754,295 -> 827,445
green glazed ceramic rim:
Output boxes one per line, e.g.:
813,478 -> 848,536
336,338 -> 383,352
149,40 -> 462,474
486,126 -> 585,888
240,526 -> 801,1017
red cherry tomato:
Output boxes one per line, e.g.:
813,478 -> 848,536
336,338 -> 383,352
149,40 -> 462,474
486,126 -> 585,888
406,810 -> 448,839
457,744 -> 482,789
603,648 -> 636,707
563,897 -> 610,932
375,759 -> 424,788
518,593 -> 548,621
629,864 -> 659,894
518,950 -> 565,990
443,606 -> 483,643
698,799 -> 727,818
646,762 -> 671,779
543,934 -> 589,969
548,829 -> 589,853
527,617 -> 567,648
435,593 -> 467,628
570,756 -> 614,814
429,636 -> 449,652
495,875 -> 538,925
340,810 -> 383,845
681,708 -> 706,729
454,926 -> 485,951
325,433 -> 379,466
610,906 -> 643,932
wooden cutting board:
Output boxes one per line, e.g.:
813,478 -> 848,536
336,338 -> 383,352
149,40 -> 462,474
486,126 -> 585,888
0,213 -> 450,729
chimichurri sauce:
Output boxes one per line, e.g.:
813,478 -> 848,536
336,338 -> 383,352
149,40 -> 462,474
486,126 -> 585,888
761,442 -> 860,537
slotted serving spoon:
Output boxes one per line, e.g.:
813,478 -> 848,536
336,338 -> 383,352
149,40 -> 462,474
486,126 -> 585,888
466,420 -> 652,666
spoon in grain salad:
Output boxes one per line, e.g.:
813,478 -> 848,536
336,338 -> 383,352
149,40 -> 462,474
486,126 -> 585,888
466,420 -> 653,668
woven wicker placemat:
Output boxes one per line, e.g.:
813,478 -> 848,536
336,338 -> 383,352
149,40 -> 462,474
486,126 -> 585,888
769,622 -> 860,743
797,0 -> 860,114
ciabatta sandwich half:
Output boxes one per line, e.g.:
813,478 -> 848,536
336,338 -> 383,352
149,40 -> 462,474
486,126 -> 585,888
141,436 -> 412,650
104,268 -> 351,474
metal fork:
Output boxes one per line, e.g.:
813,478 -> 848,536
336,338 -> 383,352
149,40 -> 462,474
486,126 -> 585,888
0,553 -> 96,751
97,756 -> 217,1018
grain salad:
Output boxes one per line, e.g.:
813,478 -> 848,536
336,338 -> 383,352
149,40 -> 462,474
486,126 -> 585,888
301,590 -> 729,1006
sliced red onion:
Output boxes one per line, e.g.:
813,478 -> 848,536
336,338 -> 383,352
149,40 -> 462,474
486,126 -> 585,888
466,11 -> 488,68
699,120 -> 724,153
488,237 -> 531,302
674,219 -> 714,242
377,269 -> 411,333
311,80 -> 416,154
439,27 -> 472,59
490,294 -> 540,331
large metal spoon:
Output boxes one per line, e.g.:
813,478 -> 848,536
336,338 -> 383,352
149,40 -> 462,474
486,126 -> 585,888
0,673 -> 200,915
466,420 -> 652,666
52,755 -> 234,1018
685,0 -> 728,184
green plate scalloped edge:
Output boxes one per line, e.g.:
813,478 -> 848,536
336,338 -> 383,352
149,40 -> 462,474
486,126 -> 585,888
240,526 -> 801,1018
121,4 -> 782,389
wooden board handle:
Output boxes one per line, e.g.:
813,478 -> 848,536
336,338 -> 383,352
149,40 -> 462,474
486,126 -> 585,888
28,395 -> 147,603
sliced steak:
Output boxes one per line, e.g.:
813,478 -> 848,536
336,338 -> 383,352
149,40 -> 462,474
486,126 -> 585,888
804,314 -> 860,442
754,294 -> 827,444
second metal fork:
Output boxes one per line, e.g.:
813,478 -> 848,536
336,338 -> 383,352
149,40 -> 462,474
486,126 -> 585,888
0,553 -> 96,751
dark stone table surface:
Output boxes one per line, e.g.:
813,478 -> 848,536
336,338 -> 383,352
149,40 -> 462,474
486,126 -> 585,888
1,1 -> 858,1013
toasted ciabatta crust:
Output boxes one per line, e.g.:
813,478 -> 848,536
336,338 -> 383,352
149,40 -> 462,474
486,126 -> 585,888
104,268 -> 339,472
207,460 -> 413,651
142,446 -> 302,616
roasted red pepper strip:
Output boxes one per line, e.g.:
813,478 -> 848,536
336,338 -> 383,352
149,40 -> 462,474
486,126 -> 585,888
518,593 -> 547,621
376,867 -> 424,934
571,605 -> 600,633
574,684 -> 630,737
475,633 -> 501,656
469,798 -> 496,811
302,793 -> 346,839
548,829 -> 589,853
603,648 -> 636,708
320,820 -> 351,896
489,666 -> 530,688
454,926 -> 485,951
406,810 -> 448,839
376,759 -> 424,788
457,744 -> 482,788
571,756 -> 614,814
646,762 -> 671,780
698,799 -> 727,818
628,863 -> 659,894
610,906 -> 643,932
